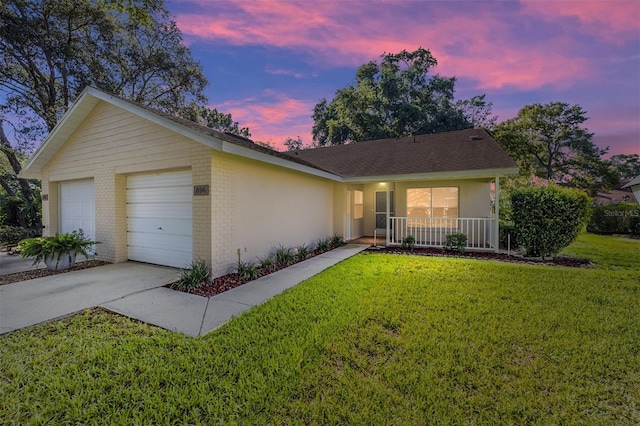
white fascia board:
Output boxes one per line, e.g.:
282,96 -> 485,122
340,167 -> 520,183
221,142 -> 343,181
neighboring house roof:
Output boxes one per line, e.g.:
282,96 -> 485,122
20,87 -> 518,182
622,175 -> 640,189
593,188 -> 637,205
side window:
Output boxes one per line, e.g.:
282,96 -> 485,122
354,190 -> 364,219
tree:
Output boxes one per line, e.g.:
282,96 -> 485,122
311,48 -> 492,146
283,136 -> 304,151
0,0 -> 249,227
493,102 -> 612,193
179,105 -> 250,138
608,154 -> 640,181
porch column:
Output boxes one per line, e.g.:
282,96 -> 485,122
494,176 -> 500,253
386,185 -> 390,246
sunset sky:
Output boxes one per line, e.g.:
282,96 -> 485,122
165,0 -> 640,156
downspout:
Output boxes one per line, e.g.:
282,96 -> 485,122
494,176 -> 500,253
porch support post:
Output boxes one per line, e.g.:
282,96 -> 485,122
494,176 -> 500,253
386,184 -> 390,246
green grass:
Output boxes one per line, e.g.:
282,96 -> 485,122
1,233 -> 638,424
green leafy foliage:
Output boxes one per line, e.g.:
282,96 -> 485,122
312,48 -> 493,145
174,259 -> 211,291
587,203 -> 640,235
0,225 -> 40,249
235,260 -> 260,281
444,233 -> 468,253
315,238 -> 330,253
274,245 -> 295,267
295,245 -> 310,261
16,230 -> 98,267
401,235 -> 416,250
511,186 -> 591,257
498,222 -> 519,249
493,102 -> 614,193
257,255 -> 276,273
1,235 -> 638,424
329,234 -> 345,249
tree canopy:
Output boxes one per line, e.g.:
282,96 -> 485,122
0,0 -> 248,227
311,48 -> 494,146
493,102 -> 615,193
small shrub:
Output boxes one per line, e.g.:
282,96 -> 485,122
329,234 -> 344,249
0,226 -> 40,249
587,203 -> 640,235
401,235 -> 416,250
235,260 -> 260,281
295,244 -> 310,261
17,229 -> 99,268
274,244 -> 295,266
257,255 -> 276,273
174,259 -> 211,291
315,238 -> 330,253
444,233 -> 468,254
511,185 -> 591,258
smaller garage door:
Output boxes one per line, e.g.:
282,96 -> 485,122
126,170 -> 192,268
59,179 -> 95,243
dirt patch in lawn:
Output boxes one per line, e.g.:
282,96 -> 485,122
368,246 -> 592,268
0,260 -> 111,285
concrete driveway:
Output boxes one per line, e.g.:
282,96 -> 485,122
0,262 -> 179,335
0,244 -> 370,337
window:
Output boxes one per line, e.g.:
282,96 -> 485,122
354,190 -> 363,219
407,187 -> 458,225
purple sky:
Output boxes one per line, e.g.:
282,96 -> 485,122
166,0 -> 640,156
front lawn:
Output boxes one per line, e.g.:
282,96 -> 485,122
1,233 -> 638,424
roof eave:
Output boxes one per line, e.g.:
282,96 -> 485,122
340,167 -> 520,183
222,142 -> 342,181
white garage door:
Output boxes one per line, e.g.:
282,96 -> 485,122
126,170 -> 193,268
59,179 -> 95,243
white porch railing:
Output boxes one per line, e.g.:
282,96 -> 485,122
389,217 -> 496,250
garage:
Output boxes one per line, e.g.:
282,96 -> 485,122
59,179 -> 95,241
126,170 -> 193,268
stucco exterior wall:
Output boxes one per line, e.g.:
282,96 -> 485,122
209,152 -> 334,276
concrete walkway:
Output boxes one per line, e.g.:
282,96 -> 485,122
0,244 -> 369,337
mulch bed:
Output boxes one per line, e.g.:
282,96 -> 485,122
168,272 -> 264,298
0,260 -> 111,285
367,246 -> 592,267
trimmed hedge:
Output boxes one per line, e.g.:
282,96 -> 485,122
587,203 -> 640,235
511,186 -> 590,258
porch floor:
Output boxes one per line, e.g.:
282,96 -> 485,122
349,236 -> 387,246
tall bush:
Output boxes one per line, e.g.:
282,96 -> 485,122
511,186 -> 590,257
587,203 -> 640,235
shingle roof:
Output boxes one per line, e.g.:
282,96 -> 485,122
20,87 -> 518,181
289,129 -> 518,178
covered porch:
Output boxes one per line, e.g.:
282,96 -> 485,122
340,177 -> 501,253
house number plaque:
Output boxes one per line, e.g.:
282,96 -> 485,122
193,185 -> 209,196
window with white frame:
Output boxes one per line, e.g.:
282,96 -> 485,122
407,187 -> 458,225
354,190 -> 364,219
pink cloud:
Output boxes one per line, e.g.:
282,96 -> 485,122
173,1 -> 617,91
212,92 -> 316,149
521,0 -> 640,44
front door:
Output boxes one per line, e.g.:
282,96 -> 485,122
375,190 -> 394,234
